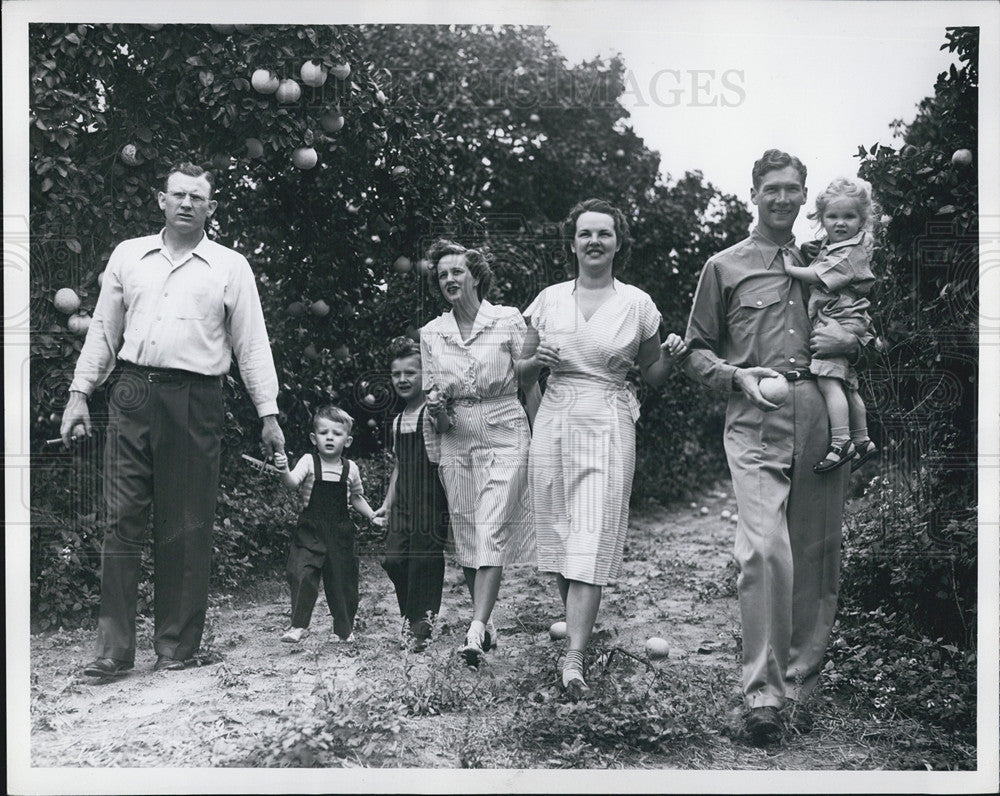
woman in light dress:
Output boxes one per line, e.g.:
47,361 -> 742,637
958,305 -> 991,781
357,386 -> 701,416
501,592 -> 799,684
420,240 -> 538,667
519,199 -> 688,698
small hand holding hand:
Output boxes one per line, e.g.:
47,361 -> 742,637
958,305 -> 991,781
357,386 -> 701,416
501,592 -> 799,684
273,451 -> 289,471
425,386 -> 447,418
371,514 -> 387,529
800,239 -> 823,262
661,333 -> 688,361
734,366 -> 783,412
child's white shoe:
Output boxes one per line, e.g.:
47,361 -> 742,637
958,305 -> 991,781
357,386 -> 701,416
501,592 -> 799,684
332,632 -> 355,643
281,626 -> 307,643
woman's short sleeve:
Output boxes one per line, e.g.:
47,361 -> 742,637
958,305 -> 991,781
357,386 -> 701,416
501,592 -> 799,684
506,308 -> 528,361
419,320 -> 441,391
638,292 -> 662,341
523,290 -> 544,326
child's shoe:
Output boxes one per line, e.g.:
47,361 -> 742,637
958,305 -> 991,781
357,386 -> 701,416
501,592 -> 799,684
281,626 -> 307,643
850,438 -> 879,472
331,632 -> 354,643
813,439 -> 855,474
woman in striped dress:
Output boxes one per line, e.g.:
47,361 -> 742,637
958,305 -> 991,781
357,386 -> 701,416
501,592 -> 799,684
519,199 -> 688,698
420,240 -> 537,667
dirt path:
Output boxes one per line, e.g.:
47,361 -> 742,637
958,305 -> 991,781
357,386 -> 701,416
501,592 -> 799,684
28,481 -> 909,774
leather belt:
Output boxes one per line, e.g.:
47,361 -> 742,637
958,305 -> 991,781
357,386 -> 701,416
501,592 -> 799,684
119,361 -> 222,383
781,369 -> 816,382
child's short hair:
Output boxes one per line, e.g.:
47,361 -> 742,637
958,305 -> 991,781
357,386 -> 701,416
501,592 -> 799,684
751,149 -> 807,189
388,335 -> 421,366
807,177 -> 875,229
426,239 -> 494,300
312,404 -> 354,433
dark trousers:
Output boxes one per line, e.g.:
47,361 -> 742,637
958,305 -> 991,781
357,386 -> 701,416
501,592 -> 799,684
287,527 -> 359,639
381,516 -> 446,634
97,368 -> 223,663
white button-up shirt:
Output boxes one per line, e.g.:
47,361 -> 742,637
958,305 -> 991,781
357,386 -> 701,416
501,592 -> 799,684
69,230 -> 279,416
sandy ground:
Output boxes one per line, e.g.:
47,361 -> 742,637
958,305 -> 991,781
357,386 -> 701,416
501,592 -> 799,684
27,481 -> 928,775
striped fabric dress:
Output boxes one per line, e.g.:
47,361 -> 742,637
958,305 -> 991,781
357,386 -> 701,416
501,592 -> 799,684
420,301 -> 535,569
525,280 -> 661,585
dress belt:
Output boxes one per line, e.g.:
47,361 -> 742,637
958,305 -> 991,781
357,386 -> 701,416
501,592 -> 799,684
452,393 -> 516,407
547,374 -> 642,423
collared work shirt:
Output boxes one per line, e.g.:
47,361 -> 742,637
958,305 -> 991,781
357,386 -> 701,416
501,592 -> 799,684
683,227 -> 812,391
70,230 -> 279,416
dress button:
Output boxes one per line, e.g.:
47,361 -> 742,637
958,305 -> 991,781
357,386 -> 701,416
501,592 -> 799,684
788,329 -> 795,334
756,300 -> 763,306
151,340 -> 157,345
789,357 -> 796,364
788,300 -> 794,305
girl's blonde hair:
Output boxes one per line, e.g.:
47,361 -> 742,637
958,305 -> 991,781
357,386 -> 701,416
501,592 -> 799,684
807,177 -> 876,231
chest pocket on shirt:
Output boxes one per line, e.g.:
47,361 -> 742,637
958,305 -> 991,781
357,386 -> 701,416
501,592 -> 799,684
731,289 -> 780,335
174,289 -> 210,320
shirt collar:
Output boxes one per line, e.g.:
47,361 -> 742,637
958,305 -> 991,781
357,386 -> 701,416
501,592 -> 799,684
149,228 -> 214,267
751,227 -> 798,270
824,230 -> 866,252
443,299 -> 499,343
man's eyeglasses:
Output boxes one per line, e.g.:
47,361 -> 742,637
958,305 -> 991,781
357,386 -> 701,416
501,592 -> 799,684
167,191 -> 210,205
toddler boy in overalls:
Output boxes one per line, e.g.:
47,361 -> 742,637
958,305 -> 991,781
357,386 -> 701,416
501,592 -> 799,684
274,405 -> 384,643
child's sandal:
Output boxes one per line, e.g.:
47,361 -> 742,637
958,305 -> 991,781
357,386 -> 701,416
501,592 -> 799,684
813,440 -> 856,474
850,439 -> 879,472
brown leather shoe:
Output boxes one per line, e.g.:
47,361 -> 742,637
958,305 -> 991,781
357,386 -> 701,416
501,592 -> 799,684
82,657 -> 133,677
746,706 -> 783,745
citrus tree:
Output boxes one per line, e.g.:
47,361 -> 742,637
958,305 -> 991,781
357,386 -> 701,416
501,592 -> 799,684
841,27 -> 978,646
29,22 -> 751,628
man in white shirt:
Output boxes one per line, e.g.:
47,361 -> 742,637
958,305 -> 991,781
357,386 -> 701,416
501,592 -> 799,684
60,162 -> 285,677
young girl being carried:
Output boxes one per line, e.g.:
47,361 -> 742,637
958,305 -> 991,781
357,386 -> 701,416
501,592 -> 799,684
784,176 -> 879,473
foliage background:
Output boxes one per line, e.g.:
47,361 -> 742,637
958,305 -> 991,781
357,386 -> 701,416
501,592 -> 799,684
28,22 -> 978,743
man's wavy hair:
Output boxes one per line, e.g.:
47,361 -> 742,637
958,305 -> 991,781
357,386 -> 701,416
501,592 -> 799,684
751,149 -> 807,190
164,161 -> 216,195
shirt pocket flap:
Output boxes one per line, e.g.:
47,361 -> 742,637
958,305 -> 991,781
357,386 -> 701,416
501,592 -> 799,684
738,290 -> 781,310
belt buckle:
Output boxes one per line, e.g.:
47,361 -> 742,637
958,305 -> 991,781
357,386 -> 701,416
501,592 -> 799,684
784,369 -> 803,381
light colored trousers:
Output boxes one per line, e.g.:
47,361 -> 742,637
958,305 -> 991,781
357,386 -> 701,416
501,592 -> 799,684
724,380 -> 850,709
